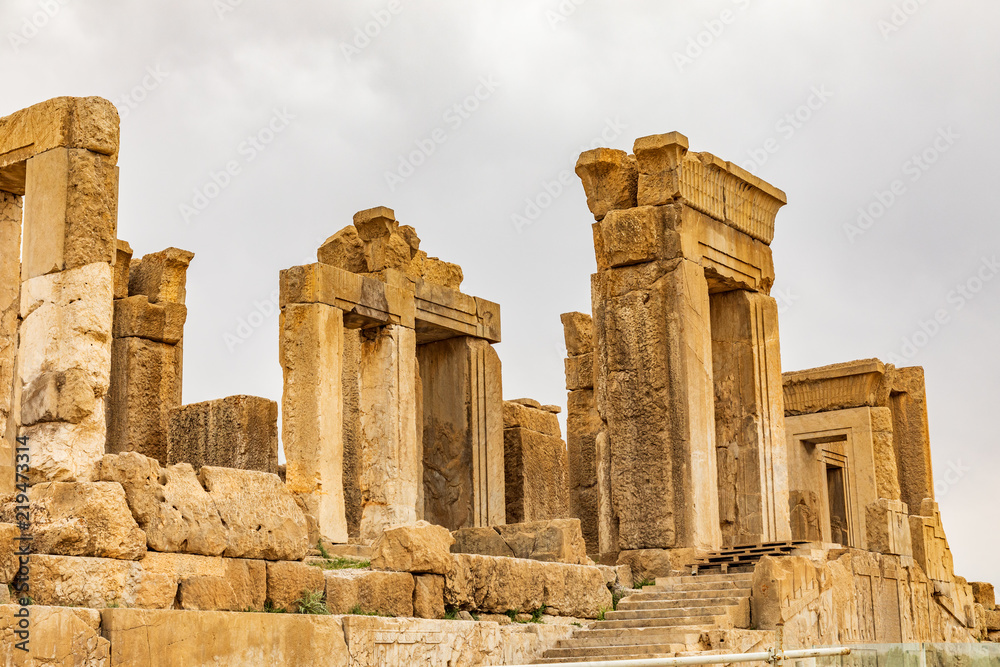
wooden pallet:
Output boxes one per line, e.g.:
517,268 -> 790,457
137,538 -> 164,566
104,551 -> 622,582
688,540 -> 811,575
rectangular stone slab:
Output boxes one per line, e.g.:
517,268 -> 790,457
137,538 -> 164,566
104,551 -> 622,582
280,262 -> 414,329
414,279 -> 500,343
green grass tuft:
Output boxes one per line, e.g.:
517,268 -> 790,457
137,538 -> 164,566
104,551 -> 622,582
295,589 -> 330,615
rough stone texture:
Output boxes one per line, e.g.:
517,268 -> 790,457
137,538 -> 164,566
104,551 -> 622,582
0,604 -> 110,666
0,193 -> 21,495
633,132 -> 689,207
445,553 -> 612,618
413,574 -> 445,619
0,522 -> 19,583
29,554 -> 143,607
353,206 -> 398,240
324,569 -> 414,617
265,560 -> 326,612
865,498 -> 913,557
560,312 -> 593,357
371,520 -> 456,575
422,256 -> 464,290
503,400 -> 560,436
617,548 -> 695,582
105,336 -> 181,463
972,582 -> 996,610
317,225 -> 368,273
342,327 -> 363,538
592,258 -> 720,552
782,359 -> 889,416
20,368 -> 97,425
358,325 -> 419,542
198,466 -> 309,561
889,366 -> 935,513
0,481 -> 144,559
503,400 -> 570,526
494,520 -> 590,565
566,389 -> 600,555
113,239 -> 132,299
166,395 -> 278,474
451,527 -> 515,558
419,336 -> 504,531
564,353 -> 594,391
869,406 -> 901,502
279,302 -> 348,544
0,97 -> 119,174
100,452 -> 226,556
575,148 -> 638,221
22,148 -> 119,279
139,552 -> 265,611
711,289 -> 790,547
112,295 -> 186,344
18,262 -> 113,482
127,247 -> 194,306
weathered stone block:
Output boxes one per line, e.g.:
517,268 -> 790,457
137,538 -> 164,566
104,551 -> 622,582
113,295 -> 186,344
560,311 -> 593,356
106,336 -> 181,463
972,582 -> 996,610
29,554 -> 142,607
0,194 -> 20,495
451,527 -> 514,558
575,148 -> 638,221
564,352 -> 594,391
367,231 -> 412,272
504,427 -> 570,524
566,389 -> 600,554
0,522 -> 18,583
593,205 -> 680,270
166,395 -> 278,474
502,400 -> 560,437
22,148 -> 119,279
139,552 -> 265,610
20,368 -> 97,425
317,225 -> 368,273
633,132 -> 688,206
445,553 -> 612,618
353,206 -> 398,240
413,574 -> 445,619
371,521 -> 455,575
266,560 -> 326,612
0,481 -> 145,560
0,604 -> 110,664
422,256 -> 464,290
865,498 -> 913,557
101,452 -> 227,556
199,466 -> 309,561
128,247 -> 194,305
494,519 -> 590,565
324,569 -> 414,617
0,97 -> 119,173
617,549 -> 693,583
114,239 -> 132,299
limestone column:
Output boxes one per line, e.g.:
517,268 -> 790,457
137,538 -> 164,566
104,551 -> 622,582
418,336 -> 504,530
710,289 -> 791,546
0,192 -> 21,493
358,324 -> 420,542
889,367 -> 934,511
280,302 -> 348,544
593,257 -> 721,551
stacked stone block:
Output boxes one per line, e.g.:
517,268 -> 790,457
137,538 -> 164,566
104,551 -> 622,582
502,399 -> 570,524
166,395 -> 279,473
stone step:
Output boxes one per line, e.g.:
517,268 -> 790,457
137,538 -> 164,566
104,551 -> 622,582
614,601 -> 734,617
568,627 -> 703,643
657,573 -> 754,586
605,608 -> 726,624
535,651 -> 683,664
590,616 -> 723,630
543,642 -> 689,660
632,587 -> 751,600
646,579 -> 748,592
617,595 -> 745,609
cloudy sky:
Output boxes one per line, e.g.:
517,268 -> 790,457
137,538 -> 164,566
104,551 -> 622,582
3,1 -> 998,583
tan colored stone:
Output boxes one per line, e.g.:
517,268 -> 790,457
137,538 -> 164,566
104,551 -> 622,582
451,527 -> 514,558
199,466 -> 309,561
504,427 -> 570,524
279,302 -> 348,543
371,520 -> 455,575
359,325 -> 419,542
398,225 -> 421,257
593,205 -> 680,270
280,263 -> 415,329
419,336 -> 504,531
616,548 -> 693,582
413,279 -> 499,343
566,389 -> 600,555
112,295 -> 186,344
105,336 -> 181,463
127,247 -> 194,305
20,368 -> 97,425
367,231 -> 412,272
870,406 -> 901,501
495,519 -> 590,565
560,311 -> 593,356
166,395 -> 278,473
100,452 -> 227,556
138,552 -> 265,610
502,400 -> 560,436
889,366 -> 935,512
266,560 -> 326,612
0,522 -> 18,583
413,574 -> 445,619
575,148 -> 638,221
972,582 -> 996,609
633,132 -> 689,206
29,554 -> 142,607
0,604 -> 110,665
422,256 -> 464,290
18,406 -> 107,484
324,569 -> 414,616
865,498 -> 913,556
0,97 -> 119,173
445,553 -> 612,618
177,576 -> 242,611
0,481 -> 144,559
564,352 -> 594,391
353,206 -> 398,240
113,239 -> 132,299
21,148 -> 119,279
782,358 -> 888,415
317,225 -> 368,273
0,193 -> 21,494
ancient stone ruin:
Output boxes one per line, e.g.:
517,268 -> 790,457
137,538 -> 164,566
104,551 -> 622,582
0,97 -> 998,665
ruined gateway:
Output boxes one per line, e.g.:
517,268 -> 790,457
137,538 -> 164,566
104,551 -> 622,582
0,97 -> 998,665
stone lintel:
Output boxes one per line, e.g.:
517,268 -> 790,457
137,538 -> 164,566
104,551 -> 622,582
279,263 -> 414,329
414,279 -> 500,344
0,96 -> 120,193
783,358 -> 889,416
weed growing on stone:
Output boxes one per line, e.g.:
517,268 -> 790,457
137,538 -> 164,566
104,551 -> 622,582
295,590 -> 331,615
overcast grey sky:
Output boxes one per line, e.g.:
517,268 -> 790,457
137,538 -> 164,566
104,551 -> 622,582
3,0 -> 998,583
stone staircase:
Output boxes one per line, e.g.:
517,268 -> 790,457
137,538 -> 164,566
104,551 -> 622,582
534,572 -> 754,664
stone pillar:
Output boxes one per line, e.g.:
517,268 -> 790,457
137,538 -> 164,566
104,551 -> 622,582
106,248 -> 192,462
342,328 -> 363,538
710,289 -> 790,546
280,302 -> 347,544
889,367 -> 934,511
418,336 -> 503,531
0,193 -> 21,493
358,324 -> 419,542
593,257 -> 721,551
561,311 -> 600,554
502,400 -> 570,524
